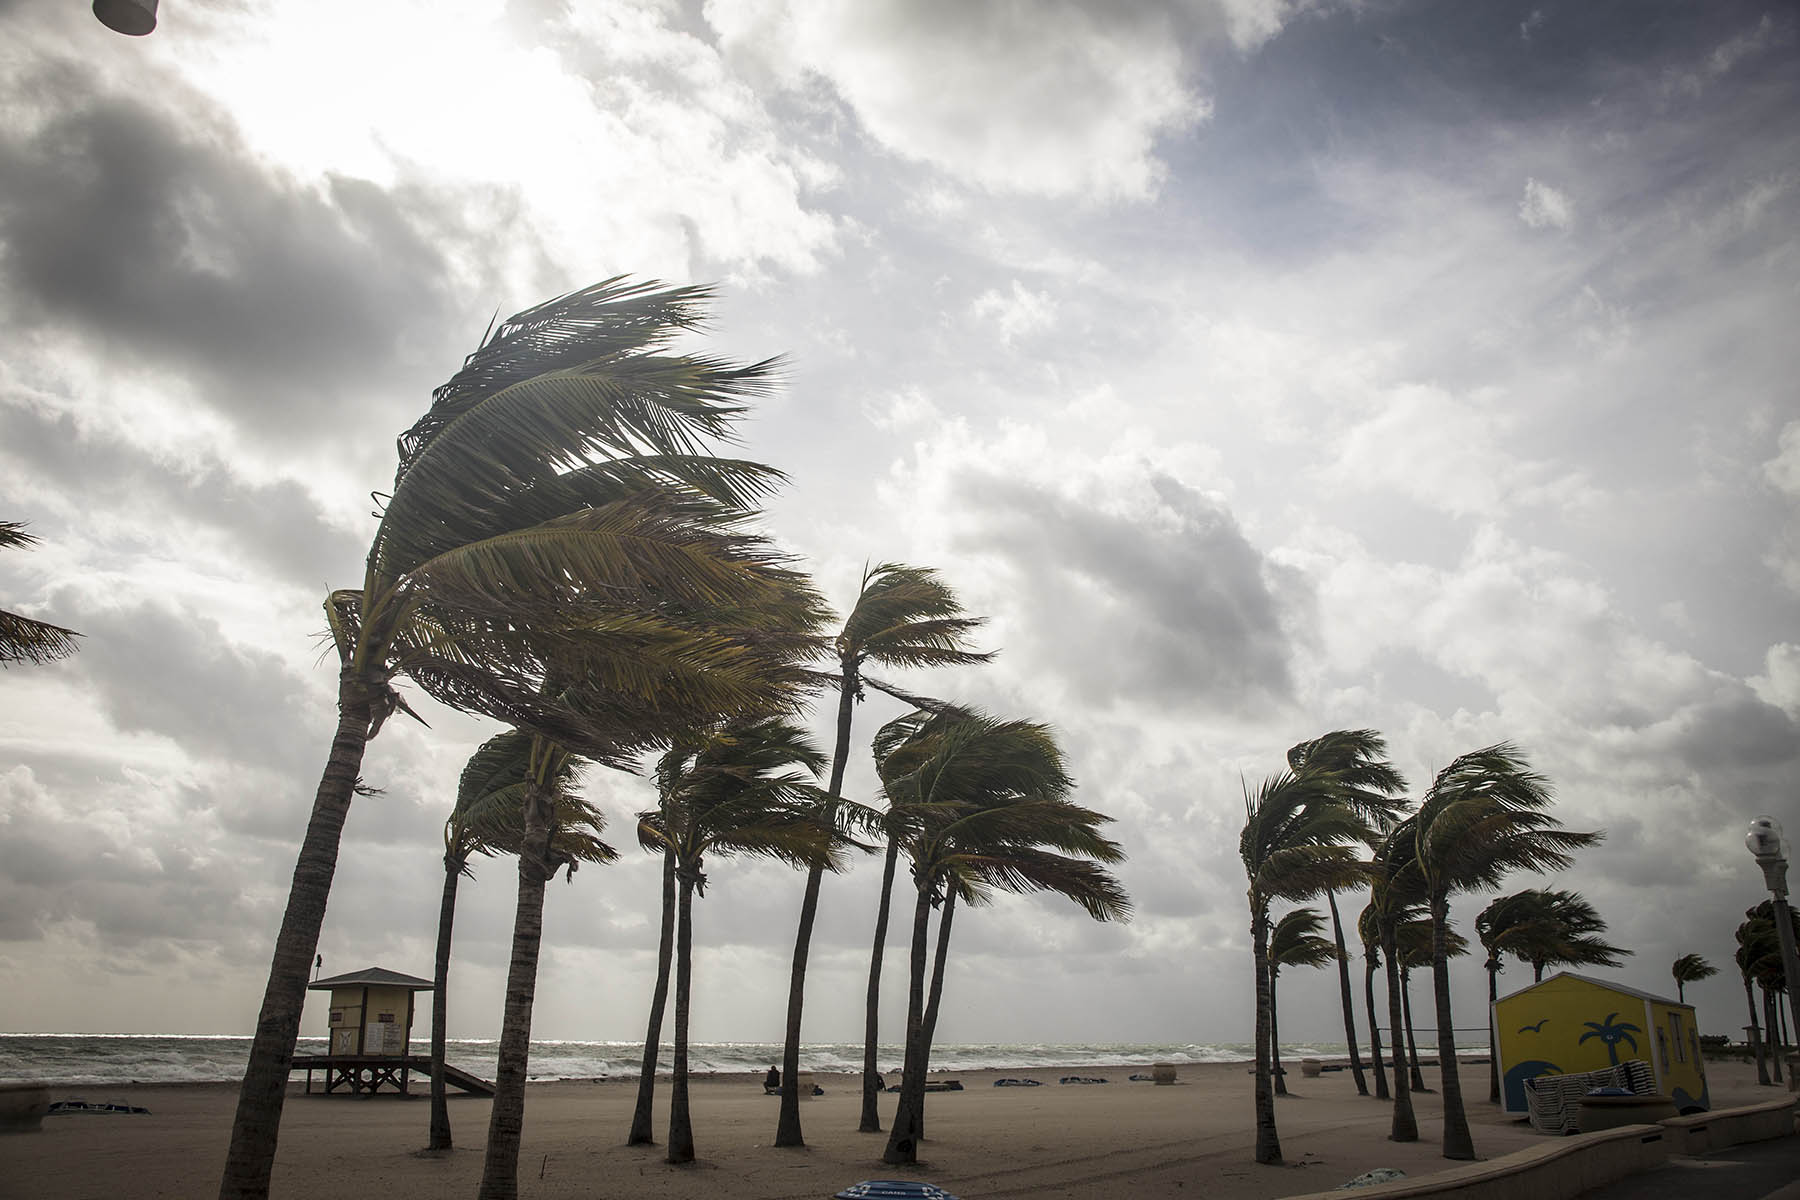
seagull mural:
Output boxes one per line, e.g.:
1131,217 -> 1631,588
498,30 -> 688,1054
1578,1012 -> 1641,1065
1518,1019 -> 1549,1034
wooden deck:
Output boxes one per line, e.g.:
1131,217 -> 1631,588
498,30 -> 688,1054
290,1054 -> 495,1097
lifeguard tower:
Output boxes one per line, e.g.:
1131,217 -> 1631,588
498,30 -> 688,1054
293,966 -> 491,1097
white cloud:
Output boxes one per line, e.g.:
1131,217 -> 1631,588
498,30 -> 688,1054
704,0 -> 1207,200
1519,176 -> 1574,229
971,280 -> 1057,346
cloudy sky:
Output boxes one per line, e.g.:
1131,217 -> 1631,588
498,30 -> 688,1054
1,0 -> 1796,1055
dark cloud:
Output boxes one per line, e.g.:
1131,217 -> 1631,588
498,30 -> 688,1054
0,54 -> 473,443
0,403 -> 368,590
952,470 -> 1297,712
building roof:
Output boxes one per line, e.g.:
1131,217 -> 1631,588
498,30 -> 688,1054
308,966 -> 434,991
1495,970 -> 1686,1010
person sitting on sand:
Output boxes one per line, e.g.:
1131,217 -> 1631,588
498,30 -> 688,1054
763,1065 -> 781,1094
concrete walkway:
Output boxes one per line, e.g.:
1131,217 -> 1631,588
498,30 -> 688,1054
1576,1133 -> 1800,1200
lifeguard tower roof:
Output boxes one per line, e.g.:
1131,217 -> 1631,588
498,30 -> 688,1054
308,966 -> 433,991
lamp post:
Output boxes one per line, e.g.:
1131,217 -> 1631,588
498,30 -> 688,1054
1745,816 -> 1800,1086
93,0 -> 157,36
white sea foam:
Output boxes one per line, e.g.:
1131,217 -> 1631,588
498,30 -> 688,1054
0,1034 -> 1485,1085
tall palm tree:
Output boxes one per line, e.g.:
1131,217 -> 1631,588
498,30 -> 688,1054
627,845 -> 677,1146
0,521 -> 80,665
1412,743 -> 1599,1160
1286,731 -> 1407,1097
1241,768 -> 1373,1164
1356,904 -> 1390,1100
1369,819 -> 1423,1141
1671,953 -> 1717,1004
429,732 -> 611,1152
223,279 -> 815,1200
776,563 -> 991,1148
1476,888 -> 1626,1102
1267,907 -> 1338,1096
637,716 -> 839,1164
1737,920 -> 1774,1085
880,713 -> 1128,1166
1517,891 -> 1629,983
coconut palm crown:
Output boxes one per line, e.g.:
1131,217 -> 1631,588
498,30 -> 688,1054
0,521 -> 80,666
1670,953 -> 1717,1004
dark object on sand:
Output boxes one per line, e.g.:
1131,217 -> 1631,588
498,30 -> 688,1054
1059,1075 -> 1108,1085
47,1100 -> 151,1115
835,1181 -> 963,1199
993,1078 -> 1043,1087
0,1082 -> 52,1132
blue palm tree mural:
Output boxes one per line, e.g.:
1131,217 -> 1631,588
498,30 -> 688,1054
1578,1012 -> 1641,1065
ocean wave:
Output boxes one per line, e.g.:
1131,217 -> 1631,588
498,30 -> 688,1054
0,1034 -> 1486,1086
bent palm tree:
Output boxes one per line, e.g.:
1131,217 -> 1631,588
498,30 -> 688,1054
775,563 -> 991,1147
881,712 -> 1128,1166
0,521 -> 80,665
222,279 -> 812,1200
1671,953 -> 1717,1005
429,732 -> 611,1152
1737,920 -> 1775,1084
1370,819 -> 1424,1140
1286,731 -> 1407,1097
1356,904 -> 1390,1100
1412,743 -> 1600,1160
635,716 -> 842,1164
1241,768 -> 1373,1163
1267,907 -> 1338,1096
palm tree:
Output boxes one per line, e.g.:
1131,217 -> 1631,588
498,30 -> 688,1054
1369,819 -> 1423,1141
479,582 -> 830,1200
1671,953 -> 1717,1005
1476,888 -> 1627,1102
776,563 -> 991,1148
219,278 -> 822,1200
0,521 -> 80,665
1356,903 -> 1390,1100
858,702 -> 969,1133
1267,907 -> 1338,1096
1241,768 -> 1373,1164
627,844 -> 677,1146
1517,891 -> 1629,983
1412,743 -> 1600,1160
880,712 -> 1128,1166
1737,920 -> 1774,1085
1578,1012 -> 1643,1065
1397,909 -> 1467,1090
429,732 -> 611,1152
1285,731 -> 1407,1097
637,716 -> 839,1164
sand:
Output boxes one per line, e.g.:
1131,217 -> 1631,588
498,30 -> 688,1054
1,1059 -> 1775,1199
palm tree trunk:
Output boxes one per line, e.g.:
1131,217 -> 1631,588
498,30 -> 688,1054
477,779 -> 557,1200
1270,964 -> 1287,1097
218,672 -> 372,1200
1765,988 -> 1784,1083
1401,968 -> 1426,1092
882,880 -> 934,1166
860,834 -> 901,1133
1364,954 -> 1389,1100
666,870 -> 697,1165
1381,924 -> 1417,1142
1327,893 -> 1368,1095
1250,898 -> 1281,1164
428,856 -> 462,1152
1485,962 -> 1501,1105
1431,893 -> 1475,1160
629,848 -> 677,1145
912,890 -> 958,1143
1745,977 -> 1770,1084
776,671 -> 856,1148
1533,960 -> 1544,984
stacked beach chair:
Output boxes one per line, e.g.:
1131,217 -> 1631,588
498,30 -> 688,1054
1522,1059 -> 1657,1134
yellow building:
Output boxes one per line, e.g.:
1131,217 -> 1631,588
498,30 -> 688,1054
1492,971 -> 1708,1116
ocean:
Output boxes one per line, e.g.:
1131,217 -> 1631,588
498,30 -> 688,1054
0,1034 -> 1361,1087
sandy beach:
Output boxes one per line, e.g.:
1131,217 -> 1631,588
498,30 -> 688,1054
2,1058 -> 1777,1199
